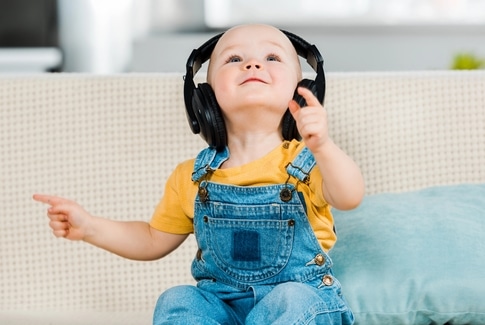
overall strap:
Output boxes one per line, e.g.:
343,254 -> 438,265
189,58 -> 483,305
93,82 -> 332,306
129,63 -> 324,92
191,146 -> 230,182
286,147 -> 316,183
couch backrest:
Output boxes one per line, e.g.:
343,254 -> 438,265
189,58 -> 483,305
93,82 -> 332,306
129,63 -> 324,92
1,71 -> 484,312
326,71 -> 485,194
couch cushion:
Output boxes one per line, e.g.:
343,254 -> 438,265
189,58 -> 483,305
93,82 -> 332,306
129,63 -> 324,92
331,183 -> 485,325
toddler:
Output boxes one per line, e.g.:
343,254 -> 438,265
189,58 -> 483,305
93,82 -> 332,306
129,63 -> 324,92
34,24 -> 364,324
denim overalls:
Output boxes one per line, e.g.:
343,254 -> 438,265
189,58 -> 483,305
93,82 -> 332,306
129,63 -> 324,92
153,145 -> 354,325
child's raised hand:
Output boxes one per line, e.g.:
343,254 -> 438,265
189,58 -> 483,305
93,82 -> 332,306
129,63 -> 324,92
288,87 -> 329,153
33,194 -> 92,241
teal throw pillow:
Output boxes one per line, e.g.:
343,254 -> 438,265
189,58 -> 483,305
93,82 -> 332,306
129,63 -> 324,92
331,184 -> 485,325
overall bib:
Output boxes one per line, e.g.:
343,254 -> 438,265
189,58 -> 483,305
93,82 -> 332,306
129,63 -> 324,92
153,146 -> 354,325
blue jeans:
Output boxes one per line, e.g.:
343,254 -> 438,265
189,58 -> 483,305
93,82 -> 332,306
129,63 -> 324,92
153,146 -> 354,324
154,280 -> 353,324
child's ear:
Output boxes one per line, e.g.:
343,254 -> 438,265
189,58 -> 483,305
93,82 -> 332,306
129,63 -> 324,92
288,99 -> 300,114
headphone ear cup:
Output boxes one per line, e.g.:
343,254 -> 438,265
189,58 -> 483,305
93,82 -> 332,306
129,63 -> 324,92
281,110 -> 300,141
282,79 -> 318,141
295,79 -> 318,105
194,83 -> 227,150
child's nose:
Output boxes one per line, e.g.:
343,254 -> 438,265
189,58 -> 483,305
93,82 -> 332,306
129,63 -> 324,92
245,64 -> 261,70
245,59 -> 262,70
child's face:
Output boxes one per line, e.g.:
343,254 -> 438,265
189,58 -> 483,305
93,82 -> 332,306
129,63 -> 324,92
207,24 -> 302,121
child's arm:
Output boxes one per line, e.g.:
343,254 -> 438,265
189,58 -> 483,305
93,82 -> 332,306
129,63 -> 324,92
288,87 -> 365,210
33,194 -> 188,261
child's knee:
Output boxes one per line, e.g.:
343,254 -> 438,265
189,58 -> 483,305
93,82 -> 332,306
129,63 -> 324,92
156,285 -> 198,303
271,282 -> 318,301
153,285 -> 238,325
153,285 -> 200,322
247,282 -> 353,325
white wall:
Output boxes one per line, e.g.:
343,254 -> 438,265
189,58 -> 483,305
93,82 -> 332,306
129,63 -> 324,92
131,24 -> 485,73
56,0 -> 485,73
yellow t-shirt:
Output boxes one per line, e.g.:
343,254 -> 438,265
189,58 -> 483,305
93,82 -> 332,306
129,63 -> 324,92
150,140 -> 337,251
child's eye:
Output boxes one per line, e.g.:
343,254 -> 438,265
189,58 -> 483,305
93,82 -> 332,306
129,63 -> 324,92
267,54 -> 281,62
226,55 -> 242,63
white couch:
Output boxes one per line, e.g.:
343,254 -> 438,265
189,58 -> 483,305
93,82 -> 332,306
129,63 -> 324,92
1,71 -> 484,324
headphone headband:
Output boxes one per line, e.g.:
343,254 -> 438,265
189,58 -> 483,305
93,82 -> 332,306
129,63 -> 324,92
280,30 -> 325,103
186,33 -> 223,78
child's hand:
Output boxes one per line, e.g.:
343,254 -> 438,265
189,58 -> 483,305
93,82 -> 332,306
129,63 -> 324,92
33,194 -> 92,241
288,87 -> 329,153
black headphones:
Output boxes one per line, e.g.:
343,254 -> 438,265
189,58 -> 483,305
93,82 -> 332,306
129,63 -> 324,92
184,29 -> 325,151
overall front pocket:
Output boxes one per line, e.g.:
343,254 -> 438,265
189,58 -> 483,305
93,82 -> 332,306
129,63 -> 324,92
204,216 -> 296,283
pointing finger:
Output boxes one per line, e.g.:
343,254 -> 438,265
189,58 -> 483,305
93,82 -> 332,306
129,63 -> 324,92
33,194 -> 71,207
33,194 -> 56,205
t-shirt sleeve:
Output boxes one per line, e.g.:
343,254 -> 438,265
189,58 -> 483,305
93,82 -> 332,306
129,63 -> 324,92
149,161 -> 195,234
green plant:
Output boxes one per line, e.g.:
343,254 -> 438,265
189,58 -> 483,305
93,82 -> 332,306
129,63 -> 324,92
451,53 -> 484,70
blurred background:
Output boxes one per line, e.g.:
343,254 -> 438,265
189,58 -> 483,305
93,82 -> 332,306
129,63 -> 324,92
0,0 -> 484,73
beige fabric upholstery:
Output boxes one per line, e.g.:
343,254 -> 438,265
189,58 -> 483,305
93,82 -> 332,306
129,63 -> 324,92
1,71 -> 484,324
